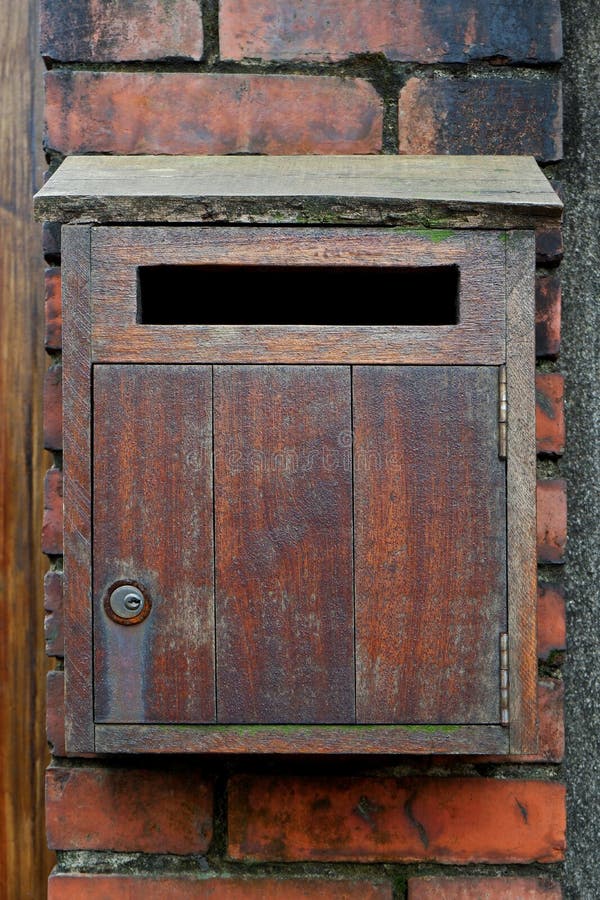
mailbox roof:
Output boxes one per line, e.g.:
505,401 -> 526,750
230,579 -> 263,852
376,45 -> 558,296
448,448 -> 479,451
34,154 -> 562,228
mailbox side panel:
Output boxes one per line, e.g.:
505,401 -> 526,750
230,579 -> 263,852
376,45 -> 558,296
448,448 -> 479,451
62,225 -> 95,751
506,231 -> 538,754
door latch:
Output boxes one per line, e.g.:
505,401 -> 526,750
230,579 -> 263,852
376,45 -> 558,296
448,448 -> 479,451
106,583 -> 151,625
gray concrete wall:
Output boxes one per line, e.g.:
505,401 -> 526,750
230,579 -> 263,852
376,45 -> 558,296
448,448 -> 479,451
560,1 -> 600,896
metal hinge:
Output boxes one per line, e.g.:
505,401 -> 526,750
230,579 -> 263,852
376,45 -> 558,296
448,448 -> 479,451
498,365 -> 507,459
500,632 -> 509,726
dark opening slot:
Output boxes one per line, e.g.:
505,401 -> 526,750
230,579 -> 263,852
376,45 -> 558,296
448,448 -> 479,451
138,264 -> 460,326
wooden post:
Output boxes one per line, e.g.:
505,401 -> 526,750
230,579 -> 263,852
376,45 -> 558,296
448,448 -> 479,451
0,0 -> 53,892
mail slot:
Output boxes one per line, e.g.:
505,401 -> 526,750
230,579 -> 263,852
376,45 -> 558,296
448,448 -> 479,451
34,154 -> 562,755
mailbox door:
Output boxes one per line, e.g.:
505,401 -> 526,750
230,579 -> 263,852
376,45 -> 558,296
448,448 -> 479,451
354,366 -> 507,724
93,364 -> 216,723
93,362 -> 505,727
213,365 -> 355,724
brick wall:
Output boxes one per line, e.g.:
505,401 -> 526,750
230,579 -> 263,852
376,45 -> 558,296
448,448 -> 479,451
41,2 -> 566,896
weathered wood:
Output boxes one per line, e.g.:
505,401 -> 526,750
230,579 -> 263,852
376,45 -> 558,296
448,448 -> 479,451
93,365 -> 215,723
90,227 -> 505,365
94,724 -> 509,755
353,366 -> 507,724
62,226 -> 95,751
34,154 -> 562,227
0,0 -> 52,888
55,189 -> 542,754
506,231 -> 538,754
214,365 -> 354,723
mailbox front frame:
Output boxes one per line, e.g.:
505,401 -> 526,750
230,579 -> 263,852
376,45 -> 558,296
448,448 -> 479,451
61,224 -> 537,756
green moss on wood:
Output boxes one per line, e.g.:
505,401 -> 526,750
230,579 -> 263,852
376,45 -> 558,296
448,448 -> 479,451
153,723 -> 462,735
392,227 -> 455,242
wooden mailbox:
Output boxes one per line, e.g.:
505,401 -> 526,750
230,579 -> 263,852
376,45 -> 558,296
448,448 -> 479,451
34,155 -> 562,756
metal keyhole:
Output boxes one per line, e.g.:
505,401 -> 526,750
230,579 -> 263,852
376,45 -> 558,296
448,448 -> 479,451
123,592 -> 142,612
107,584 -> 150,624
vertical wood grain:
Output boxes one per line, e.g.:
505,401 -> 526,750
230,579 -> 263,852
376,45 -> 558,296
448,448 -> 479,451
214,365 -> 354,723
62,226 -> 95,750
506,231 -> 538,754
353,366 -> 507,724
0,0 -> 52,890
93,365 -> 216,723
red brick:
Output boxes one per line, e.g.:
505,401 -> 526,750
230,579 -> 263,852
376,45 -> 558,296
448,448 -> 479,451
228,776 -> 565,863
47,670 -> 66,757
536,226 -> 564,265
398,77 -> 562,161
536,678 -> 565,763
42,468 -> 63,556
538,583 -> 566,660
45,71 -> 383,155
41,0 -> 203,62
408,876 -> 562,899
43,224 -> 61,262
46,766 -> 213,853
536,272 -> 561,357
220,0 -> 562,64
44,570 -> 63,656
44,364 -> 63,451
45,267 -> 62,350
536,373 -> 565,455
48,874 -> 392,899
537,479 -> 567,563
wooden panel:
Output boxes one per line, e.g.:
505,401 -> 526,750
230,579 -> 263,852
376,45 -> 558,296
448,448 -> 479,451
214,365 -> 354,723
90,226 -> 505,365
93,323 -> 505,366
62,227 -> 95,750
33,154 -> 562,227
93,365 -> 215,723
506,231 -> 538,754
0,0 -> 53,888
354,366 -> 507,724
94,724 -> 509,755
